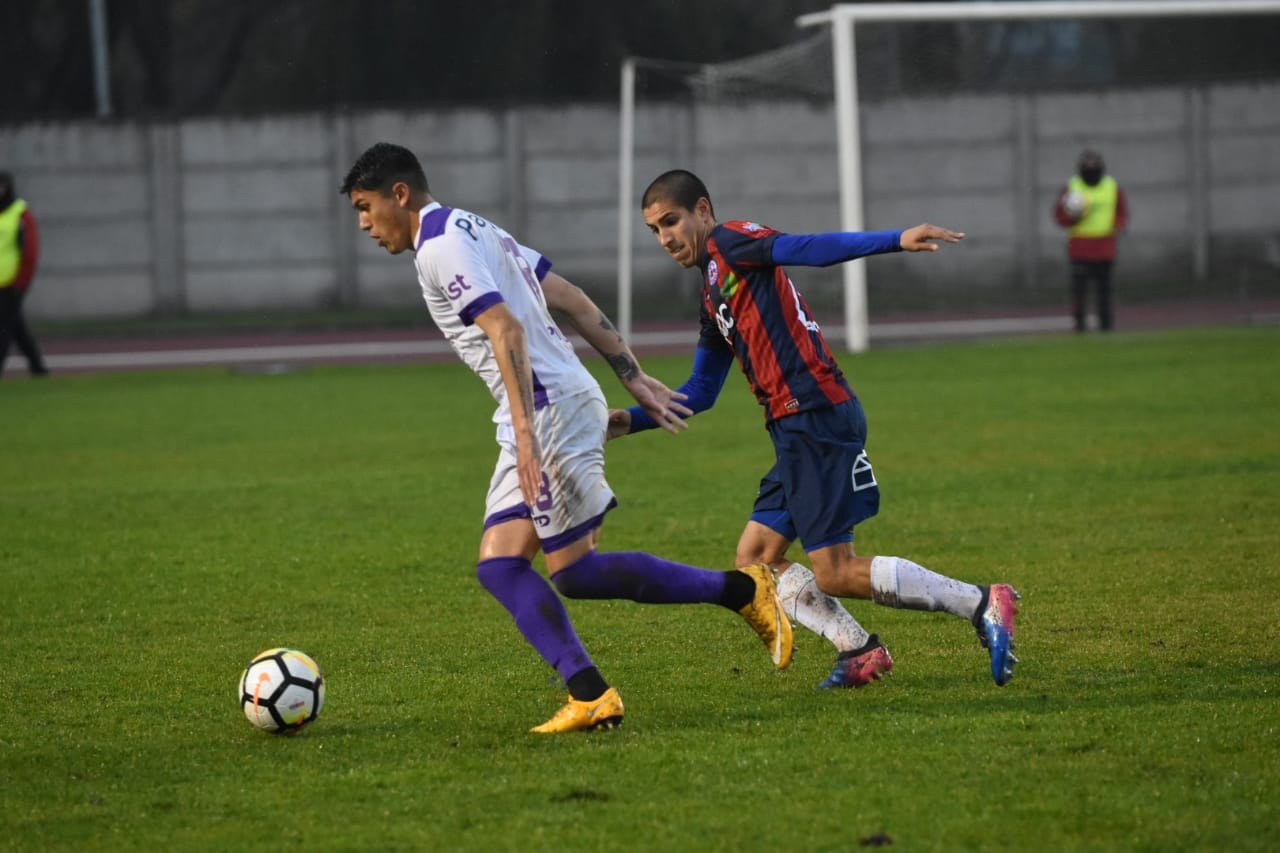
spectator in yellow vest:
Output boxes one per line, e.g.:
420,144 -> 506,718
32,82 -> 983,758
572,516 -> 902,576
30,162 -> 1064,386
0,171 -> 49,378
1054,150 -> 1129,332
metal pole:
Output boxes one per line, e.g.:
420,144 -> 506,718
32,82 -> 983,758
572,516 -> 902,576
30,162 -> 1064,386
617,57 -> 636,343
831,18 -> 869,354
88,0 -> 112,118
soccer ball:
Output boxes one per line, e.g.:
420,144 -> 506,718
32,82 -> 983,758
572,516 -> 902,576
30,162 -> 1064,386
1063,191 -> 1089,218
240,648 -> 325,734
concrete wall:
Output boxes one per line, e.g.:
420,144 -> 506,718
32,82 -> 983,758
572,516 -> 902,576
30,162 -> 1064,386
3,80 -> 1278,322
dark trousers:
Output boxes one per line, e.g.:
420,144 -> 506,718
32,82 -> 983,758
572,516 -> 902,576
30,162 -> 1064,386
0,286 -> 48,377
1070,259 -> 1114,332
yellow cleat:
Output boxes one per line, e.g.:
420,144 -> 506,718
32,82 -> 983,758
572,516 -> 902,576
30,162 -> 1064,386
530,687 -> 625,734
737,563 -> 794,670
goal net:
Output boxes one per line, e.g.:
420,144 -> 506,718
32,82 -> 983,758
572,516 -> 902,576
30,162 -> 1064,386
618,1 -> 1280,351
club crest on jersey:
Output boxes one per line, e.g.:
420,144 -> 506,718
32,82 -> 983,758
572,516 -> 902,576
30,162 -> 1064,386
706,260 -> 719,289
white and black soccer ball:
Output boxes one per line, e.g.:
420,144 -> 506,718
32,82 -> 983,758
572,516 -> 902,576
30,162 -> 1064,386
1063,191 -> 1089,218
240,648 -> 325,734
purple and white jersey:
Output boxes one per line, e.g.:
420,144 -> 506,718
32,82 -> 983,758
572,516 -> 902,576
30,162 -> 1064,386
412,202 -> 599,425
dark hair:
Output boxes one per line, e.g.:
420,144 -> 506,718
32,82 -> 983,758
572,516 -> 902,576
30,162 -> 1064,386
641,169 -> 713,217
0,171 -> 13,208
340,142 -> 429,196
1078,149 -> 1105,172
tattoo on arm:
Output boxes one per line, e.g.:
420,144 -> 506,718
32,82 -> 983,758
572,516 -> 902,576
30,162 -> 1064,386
596,311 -> 624,343
509,347 -> 536,421
607,352 -> 640,382
595,310 -> 639,380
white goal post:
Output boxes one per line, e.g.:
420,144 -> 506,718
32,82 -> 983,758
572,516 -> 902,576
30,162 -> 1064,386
796,0 -> 1280,353
616,0 -> 1280,352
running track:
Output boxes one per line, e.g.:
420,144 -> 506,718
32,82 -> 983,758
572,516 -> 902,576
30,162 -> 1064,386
24,298 -> 1280,376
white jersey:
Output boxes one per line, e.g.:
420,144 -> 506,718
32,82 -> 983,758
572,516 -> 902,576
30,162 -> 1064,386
412,202 -> 599,425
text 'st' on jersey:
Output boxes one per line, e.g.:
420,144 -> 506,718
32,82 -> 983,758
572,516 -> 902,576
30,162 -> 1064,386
412,202 -> 599,425
698,220 -> 853,422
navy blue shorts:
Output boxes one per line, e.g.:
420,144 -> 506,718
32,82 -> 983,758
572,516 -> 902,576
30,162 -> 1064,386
750,398 -> 880,551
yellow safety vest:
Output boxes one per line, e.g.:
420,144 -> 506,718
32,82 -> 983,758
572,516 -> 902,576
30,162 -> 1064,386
1067,176 -> 1118,238
0,199 -> 28,287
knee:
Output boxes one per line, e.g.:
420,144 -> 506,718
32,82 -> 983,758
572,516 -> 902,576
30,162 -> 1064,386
735,541 -> 774,567
476,556 -> 528,594
548,552 -> 594,598
736,520 -> 791,568
811,553 -> 873,599
809,563 -> 841,595
549,568 -> 574,596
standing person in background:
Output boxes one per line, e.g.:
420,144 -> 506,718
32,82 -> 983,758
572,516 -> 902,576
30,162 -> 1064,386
1054,150 -> 1129,333
340,143 -> 792,734
0,171 -> 49,378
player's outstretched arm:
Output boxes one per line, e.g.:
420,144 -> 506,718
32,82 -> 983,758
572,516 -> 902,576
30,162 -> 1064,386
772,225 -> 963,265
541,272 -> 691,433
899,224 -> 965,252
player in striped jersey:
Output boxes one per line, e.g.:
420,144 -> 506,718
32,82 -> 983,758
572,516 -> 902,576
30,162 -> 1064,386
341,144 -> 792,733
613,169 -> 1020,688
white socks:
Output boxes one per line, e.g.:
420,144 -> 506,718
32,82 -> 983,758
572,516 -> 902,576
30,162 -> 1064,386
869,555 -> 982,619
775,563 -> 871,653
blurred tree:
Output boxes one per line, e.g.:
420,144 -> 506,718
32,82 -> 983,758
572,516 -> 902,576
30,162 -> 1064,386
1,0 -> 1277,121
1,0 -> 95,117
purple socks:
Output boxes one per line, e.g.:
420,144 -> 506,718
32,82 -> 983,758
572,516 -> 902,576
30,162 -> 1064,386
476,556 -> 594,683
550,550 -> 728,604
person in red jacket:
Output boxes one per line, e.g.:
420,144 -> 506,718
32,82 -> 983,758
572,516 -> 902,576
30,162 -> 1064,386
0,171 -> 49,377
1054,150 -> 1129,332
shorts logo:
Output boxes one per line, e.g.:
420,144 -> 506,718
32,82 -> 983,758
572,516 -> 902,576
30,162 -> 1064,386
534,473 -> 554,511
532,473 -> 553,527
851,451 -> 877,492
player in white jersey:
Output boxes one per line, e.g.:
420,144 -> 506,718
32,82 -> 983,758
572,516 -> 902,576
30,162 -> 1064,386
341,142 -> 793,733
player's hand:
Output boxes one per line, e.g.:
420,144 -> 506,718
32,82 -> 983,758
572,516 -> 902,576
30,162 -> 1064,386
515,432 -> 544,506
900,224 -> 965,252
623,373 -> 692,435
606,409 -> 632,441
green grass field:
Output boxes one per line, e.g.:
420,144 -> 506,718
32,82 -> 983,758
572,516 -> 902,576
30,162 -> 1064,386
2,326 -> 1277,851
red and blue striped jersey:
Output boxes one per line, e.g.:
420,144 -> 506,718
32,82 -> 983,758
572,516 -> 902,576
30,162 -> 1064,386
698,220 -> 853,422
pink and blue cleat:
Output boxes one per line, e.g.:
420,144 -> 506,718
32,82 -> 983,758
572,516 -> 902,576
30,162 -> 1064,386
819,634 -> 894,689
974,584 -> 1021,686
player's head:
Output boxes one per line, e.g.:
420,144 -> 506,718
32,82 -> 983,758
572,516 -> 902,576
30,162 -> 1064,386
641,169 -> 717,269
0,171 -> 14,209
1078,149 -> 1105,186
341,142 -> 431,255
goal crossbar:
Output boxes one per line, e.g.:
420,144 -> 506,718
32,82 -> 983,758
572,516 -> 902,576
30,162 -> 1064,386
798,0 -> 1280,26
